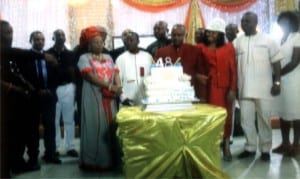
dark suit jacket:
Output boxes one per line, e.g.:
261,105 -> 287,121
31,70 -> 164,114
47,46 -> 76,86
1,47 -> 46,119
21,50 -> 58,100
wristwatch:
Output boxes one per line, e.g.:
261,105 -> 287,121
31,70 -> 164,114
274,81 -> 281,86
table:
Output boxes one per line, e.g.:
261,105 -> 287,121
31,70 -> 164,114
117,104 -> 230,179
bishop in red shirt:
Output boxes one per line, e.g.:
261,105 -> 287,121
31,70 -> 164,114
154,24 -> 203,98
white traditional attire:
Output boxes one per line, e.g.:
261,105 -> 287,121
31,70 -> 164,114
116,50 -> 153,105
275,32 -> 300,120
55,83 -> 76,151
234,32 -> 283,152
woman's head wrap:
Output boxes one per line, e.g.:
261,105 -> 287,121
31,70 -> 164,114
79,26 -> 101,47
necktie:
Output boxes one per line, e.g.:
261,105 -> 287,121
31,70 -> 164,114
37,60 -> 45,88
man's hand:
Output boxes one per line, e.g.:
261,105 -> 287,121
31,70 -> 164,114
227,90 -> 236,104
45,54 -> 58,66
11,85 -> 31,98
197,74 -> 209,85
38,89 -> 52,96
271,83 -> 280,96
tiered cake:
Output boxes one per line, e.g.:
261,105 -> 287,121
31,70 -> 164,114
142,62 -> 196,112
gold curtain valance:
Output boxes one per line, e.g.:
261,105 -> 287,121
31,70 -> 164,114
122,0 -> 189,12
201,0 -> 257,12
123,0 -> 257,13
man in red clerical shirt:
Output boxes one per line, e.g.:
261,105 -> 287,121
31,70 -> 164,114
154,24 -> 203,99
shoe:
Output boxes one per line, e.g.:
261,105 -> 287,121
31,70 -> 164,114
55,151 -> 60,157
261,152 -> 270,161
11,167 -> 25,174
287,145 -> 300,157
25,162 -> 41,172
237,150 -> 256,159
272,144 -> 292,154
11,160 -> 27,174
223,154 -> 232,161
67,149 -> 79,157
11,166 -> 26,174
42,155 -> 62,164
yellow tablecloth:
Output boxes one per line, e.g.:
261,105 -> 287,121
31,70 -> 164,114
117,104 -> 230,179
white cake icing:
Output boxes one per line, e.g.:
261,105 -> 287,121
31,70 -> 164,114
142,64 -> 195,108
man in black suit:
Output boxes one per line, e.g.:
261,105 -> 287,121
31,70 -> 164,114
23,31 -> 61,164
0,19 -> 35,177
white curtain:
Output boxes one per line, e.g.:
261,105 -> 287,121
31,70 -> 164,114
1,0 -> 286,49
0,0 -> 69,50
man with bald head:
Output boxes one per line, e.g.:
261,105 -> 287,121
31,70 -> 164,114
97,26 -> 107,40
111,29 -> 133,60
147,20 -> 171,56
225,23 -> 239,42
154,24 -> 202,98
234,11 -> 283,161
116,31 -> 153,106
97,25 -> 111,55
194,27 -> 205,44
47,29 -> 78,158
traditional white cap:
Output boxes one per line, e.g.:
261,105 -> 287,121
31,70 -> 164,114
206,18 -> 226,33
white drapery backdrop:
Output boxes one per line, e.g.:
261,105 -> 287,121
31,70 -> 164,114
1,0 -> 282,49
0,0 -> 69,49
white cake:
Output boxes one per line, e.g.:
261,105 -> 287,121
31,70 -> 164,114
142,63 -> 196,111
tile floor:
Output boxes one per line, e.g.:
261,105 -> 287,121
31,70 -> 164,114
13,129 -> 300,179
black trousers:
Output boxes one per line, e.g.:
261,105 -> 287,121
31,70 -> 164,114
1,92 -> 36,176
31,92 -> 57,158
1,94 -> 11,178
24,97 -> 40,163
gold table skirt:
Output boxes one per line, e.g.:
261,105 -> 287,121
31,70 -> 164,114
117,104 -> 230,179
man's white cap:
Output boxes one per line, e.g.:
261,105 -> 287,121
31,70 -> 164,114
206,18 -> 226,33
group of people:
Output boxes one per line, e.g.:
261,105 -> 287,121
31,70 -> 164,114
0,20 -> 84,177
1,22 -> 79,177
1,9 -> 300,178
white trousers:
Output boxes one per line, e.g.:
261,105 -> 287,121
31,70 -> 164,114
55,83 -> 76,151
240,98 -> 273,153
